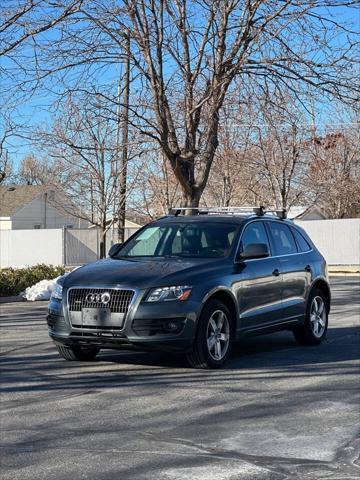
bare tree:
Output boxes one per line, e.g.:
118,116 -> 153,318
250,100 -> 311,210
76,0 -> 358,208
307,129 -> 360,218
2,1 -> 359,210
16,154 -> 58,185
131,151 -> 182,218
0,0 -> 84,58
202,89 -> 312,210
204,94 -> 360,215
129,91 -> 360,216
0,1 -> 84,185
38,94 -> 126,256
0,120 -> 16,184
203,98 -> 260,207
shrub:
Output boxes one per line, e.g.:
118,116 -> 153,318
0,264 -> 66,297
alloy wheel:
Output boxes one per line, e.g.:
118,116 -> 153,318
310,296 -> 327,338
206,310 -> 230,360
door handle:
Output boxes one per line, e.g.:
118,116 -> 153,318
272,268 -> 280,277
304,265 -> 311,272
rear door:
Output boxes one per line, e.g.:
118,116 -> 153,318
290,225 -> 314,311
265,221 -> 310,322
233,220 -> 283,330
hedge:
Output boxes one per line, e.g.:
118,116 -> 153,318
0,264 -> 66,297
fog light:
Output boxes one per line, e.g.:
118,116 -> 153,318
166,321 -> 180,332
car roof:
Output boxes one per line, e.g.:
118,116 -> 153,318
151,214 -> 294,226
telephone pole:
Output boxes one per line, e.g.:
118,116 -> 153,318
118,31 -> 130,243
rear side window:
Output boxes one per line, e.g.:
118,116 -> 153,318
291,227 -> 312,252
267,222 -> 297,256
240,222 -> 270,253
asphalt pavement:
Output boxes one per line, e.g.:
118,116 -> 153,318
0,277 -> 359,480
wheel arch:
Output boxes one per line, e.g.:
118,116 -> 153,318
201,288 -> 239,330
310,278 -> 331,313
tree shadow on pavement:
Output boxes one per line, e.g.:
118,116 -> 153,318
1,325 -> 359,395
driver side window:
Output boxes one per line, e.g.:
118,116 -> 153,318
240,222 -> 270,255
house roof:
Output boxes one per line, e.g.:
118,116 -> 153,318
287,205 -> 326,220
88,218 -> 142,229
0,185 -> 46,217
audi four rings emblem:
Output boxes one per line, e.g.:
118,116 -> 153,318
86,292 -> 111,305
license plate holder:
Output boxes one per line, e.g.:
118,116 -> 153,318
82,308 -> 111,327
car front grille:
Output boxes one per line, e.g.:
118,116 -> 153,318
68,288 -> 135,314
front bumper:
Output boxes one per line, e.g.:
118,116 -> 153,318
47,290 -> 199,352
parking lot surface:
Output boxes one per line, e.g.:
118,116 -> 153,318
0,277 -> 359,480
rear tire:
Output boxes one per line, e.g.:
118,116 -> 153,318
186,299 -> 234,369
293,288 -> 328,345
56,344 -> 100,361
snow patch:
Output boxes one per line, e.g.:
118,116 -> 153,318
24,276 -> 63,301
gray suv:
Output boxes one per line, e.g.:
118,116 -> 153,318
47,207 -> 331,368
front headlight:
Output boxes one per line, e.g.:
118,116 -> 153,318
146,285 -> 192,302
51,283 -> 63,300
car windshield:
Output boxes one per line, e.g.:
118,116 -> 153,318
115,223 -> 239,259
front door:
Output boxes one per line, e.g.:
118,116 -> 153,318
233,221 -> 283,331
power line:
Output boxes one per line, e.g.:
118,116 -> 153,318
224,122 -> 359,128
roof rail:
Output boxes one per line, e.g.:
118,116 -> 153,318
168,206 -> 287,219
264,208 -> 287,220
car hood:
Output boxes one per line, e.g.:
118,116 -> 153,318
63,257 -> 226,290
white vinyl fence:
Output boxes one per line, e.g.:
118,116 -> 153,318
0,229 -> 63,268
0,219 -> 359,268
63,228 -> 139,264
294,218 -> 360,266
64,229 -> 99,266
0,227 -> 139,268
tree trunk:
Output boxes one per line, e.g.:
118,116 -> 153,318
171,148 -> 217,212
181,186 -> 202,212
99,227 -> 106,259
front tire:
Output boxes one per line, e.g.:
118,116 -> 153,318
56,344 -> 100,361
186,300 -> 234,369
293,288 -> 328,345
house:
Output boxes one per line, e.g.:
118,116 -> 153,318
88,218 -> 143,230
122,218 -> 143,229
287,205 -> 327,221
0,185 -> 88,230
109,218 -> 143,230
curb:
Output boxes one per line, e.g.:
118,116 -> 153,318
329,272 -> 360,277
0,295 -> 27,304
328,265 -> 359,275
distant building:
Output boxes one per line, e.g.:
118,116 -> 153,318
89,217 -> 143,231
287,205 -> 327,221
0,185 -> 88,230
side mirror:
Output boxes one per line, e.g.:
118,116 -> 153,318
108,243 -> 122,257
239,243 -> 269,260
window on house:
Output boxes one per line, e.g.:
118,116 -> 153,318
33,224 -> 41,229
